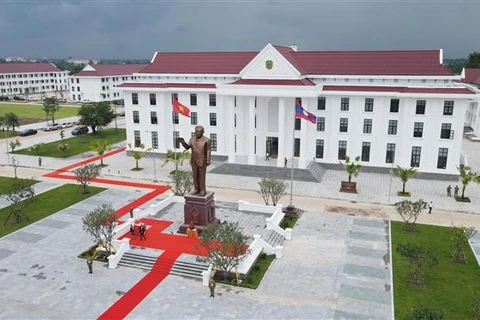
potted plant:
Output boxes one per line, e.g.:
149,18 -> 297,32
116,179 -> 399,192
339,156 -> 361,193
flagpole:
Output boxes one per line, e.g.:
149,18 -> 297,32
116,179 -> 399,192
290,102 -> 295,207
172,97 -> 179,173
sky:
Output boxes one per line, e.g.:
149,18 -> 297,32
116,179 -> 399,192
0,0 -> 478,60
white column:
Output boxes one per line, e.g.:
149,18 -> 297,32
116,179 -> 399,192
277,98 -> 286,168
159,93 -> 169,152
298,99 -> 309,169
247,97 -> 256,165
226,95 -> 236,163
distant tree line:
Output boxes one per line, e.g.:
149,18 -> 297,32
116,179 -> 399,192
445,51 -> 480,74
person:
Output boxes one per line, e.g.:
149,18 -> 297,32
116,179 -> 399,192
447,185 -> 452,197
139,223 -> 146,241
209,277 -> 216,298
265,152 -> 270,161
454,185 -> 459,198
129,224 -> 136,237
178,125 -> 211,196
38,157 -> 42,167
428,201 -> 433,214
129,206 -> 134,219
284,157 -> 288,168
87,256 -> 93,274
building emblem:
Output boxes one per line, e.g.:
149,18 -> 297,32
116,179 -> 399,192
265,60 -> 273,70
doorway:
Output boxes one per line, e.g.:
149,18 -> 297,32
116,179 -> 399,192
266,137 -> 278,158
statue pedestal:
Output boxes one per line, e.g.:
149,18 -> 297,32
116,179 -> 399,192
178,191 -> 218,234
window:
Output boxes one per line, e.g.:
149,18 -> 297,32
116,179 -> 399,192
316,139 -> 324,159
149,93 -> 156,105
102,86 -> 105,91
173,131 -> 180,148
210,113 -> 217,126
295,118 -> 301,130
443,101 -> 454,115
234,114 -> 237,127
210,133 -> 217,151
134,130 -> 141,147
76,79 -> 79,84
339,118 -> 348,132
209,94 -> 216,106
172,112 -> 179,124
191,112 -> 198,125
390,99 -> 399,113
340,98 -> 349,111
416,100 -> 426,115
363,119 -> 372,134
364,98 -> 374,112
190,94 -> 197,106
386,143 -> 396,164
294,138 -> 300,157
413,122 -> 423,138
388,120 -> 397,135
411,146 -> 421,167
151,131 -> 158,149
440,123 -> 452,139
437,148 -> 448,169
132,93 -> 138,105
361,142 -> 371,162
316,117 -> 325,132
317,97 -> 326,110
133,111 -> 140,124
338,141 -> 347,160
150,111 -> 157,124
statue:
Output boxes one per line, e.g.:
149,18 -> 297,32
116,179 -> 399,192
178,125 -> 211,196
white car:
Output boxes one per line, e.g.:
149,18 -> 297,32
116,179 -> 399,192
42,123 -> 60,131
59,122 -> 73,129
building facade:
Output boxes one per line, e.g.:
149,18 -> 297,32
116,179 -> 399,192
0,62 -> 69,99
70,64 -> 147,102
461,68 -> 480,137
120,44 -> 476,175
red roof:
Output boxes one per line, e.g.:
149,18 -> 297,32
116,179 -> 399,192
141,52 -> 257,74
74,64 -> 148,77
323,85 -> 474,95
0,62 -> 62,74
232,79 -> 315,86
119,82 -> 216,89
462,68 -> 480,87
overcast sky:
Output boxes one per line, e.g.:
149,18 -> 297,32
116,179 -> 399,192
0,0 -> 477,59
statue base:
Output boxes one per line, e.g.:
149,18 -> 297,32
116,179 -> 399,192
178,191 -> 218,234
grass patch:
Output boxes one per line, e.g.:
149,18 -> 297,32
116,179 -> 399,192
215,253 -> 275,289
0,130 -> 18,139
14,128 -> 126,158
131,167 -> 143,171
0,102 -> 79,125
78,244 -> 109,262
397,191 -> 411,197
0,177 -> 39,195
392,221 -> 480,319
455,196 -> 471,203
280,215 -> 298,229
0,184 -> 105,237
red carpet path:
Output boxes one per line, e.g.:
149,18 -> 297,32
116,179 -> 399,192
42,148 -> 204,319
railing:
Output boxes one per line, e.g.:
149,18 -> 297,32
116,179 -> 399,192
107,238 -> 131,269
265,206 -> 292,241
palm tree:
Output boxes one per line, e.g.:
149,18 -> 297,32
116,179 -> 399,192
392,166 -> 417,194
162,149 -> 191,171
457,166 -> 480,199
340,156 -> 362,182
128,143 -> 150,170
4,113 -> 20,131
90,139 -> 112,166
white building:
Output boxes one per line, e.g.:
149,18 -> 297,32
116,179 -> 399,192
120,44 -> 477,175
0,62 -> 69,99
461,68 -> 480,137
70,64 -> 147,102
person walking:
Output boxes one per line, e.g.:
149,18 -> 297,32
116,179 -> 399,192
129,224 -> 136,237
209,277 -> 216,298
454,185 -> 459,198
265,152 -> 270,161
139,223 -> 147,241
129,206 -> 134,219
428,201 -> 433,214
38,157 -> 42,167
284,157 -> 288,168
87,256 -> 93,274
447,185 -> 452,197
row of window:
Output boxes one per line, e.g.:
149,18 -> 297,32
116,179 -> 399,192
132,110 -> 215,126
131,93 -> 217,107
0,73 -> 65,79
133,130 -> 218,152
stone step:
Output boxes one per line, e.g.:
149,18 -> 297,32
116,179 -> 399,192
210,163 -> 317,182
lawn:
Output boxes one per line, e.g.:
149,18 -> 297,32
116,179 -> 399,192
0,176 -> 39,195
14,128 -> 126,158
0,184 -> 105,237
0,102 -> 79,125
392,221 -> 480,319
0,130 -> 18,140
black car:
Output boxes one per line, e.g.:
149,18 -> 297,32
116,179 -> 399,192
72,126 -> 89,136
18,129 -> 38,137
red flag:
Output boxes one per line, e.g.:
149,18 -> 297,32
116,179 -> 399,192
172,97 -> 191,118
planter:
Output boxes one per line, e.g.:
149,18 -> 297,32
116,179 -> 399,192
340,181 -> 357,193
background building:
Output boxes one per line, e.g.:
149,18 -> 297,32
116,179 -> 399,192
120,44 -> 477,175
461,68 -> 480,138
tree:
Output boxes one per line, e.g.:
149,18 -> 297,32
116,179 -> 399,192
0,115 -> 5,131
257,178 -> 288,206
128,143 -> 149,170
395,199 -> 425,232
196,222 -> 250,280
4,112 -> 20,131
29,143 -> 44,155
74,164 -> 100,194
457,165 -> 480,200
57,143 -> 70,157
9,139 -> 21,153
161,149 -> 191,168
82,204 -> 117,255
91,139 -> 112,166
451,226 -> 477,264
2,179 -> 36,225
339,155 -> 362,182
42,97 -> 60,124
392,166 -> 417,195
169,170 -> 193,195
466,51 -> 480,68
396,243 -> 438,286
77,102 -> 116,134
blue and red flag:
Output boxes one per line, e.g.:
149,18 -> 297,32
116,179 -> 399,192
295,101 -> 317,124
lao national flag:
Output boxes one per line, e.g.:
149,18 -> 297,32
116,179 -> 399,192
172,97 -> 191,118
295,101 -> 317,124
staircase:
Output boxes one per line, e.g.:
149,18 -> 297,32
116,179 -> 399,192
118,252 -> 209,279
264,230 -> 285,248
306,161 -> 326,182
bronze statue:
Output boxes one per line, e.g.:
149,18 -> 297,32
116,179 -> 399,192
179,125 -> 211,196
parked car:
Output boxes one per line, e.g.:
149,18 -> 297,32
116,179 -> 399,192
43,123 -> 60,131
72,126 -> 89,136
18,129 -> 38,137
59,122 -> 73,129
